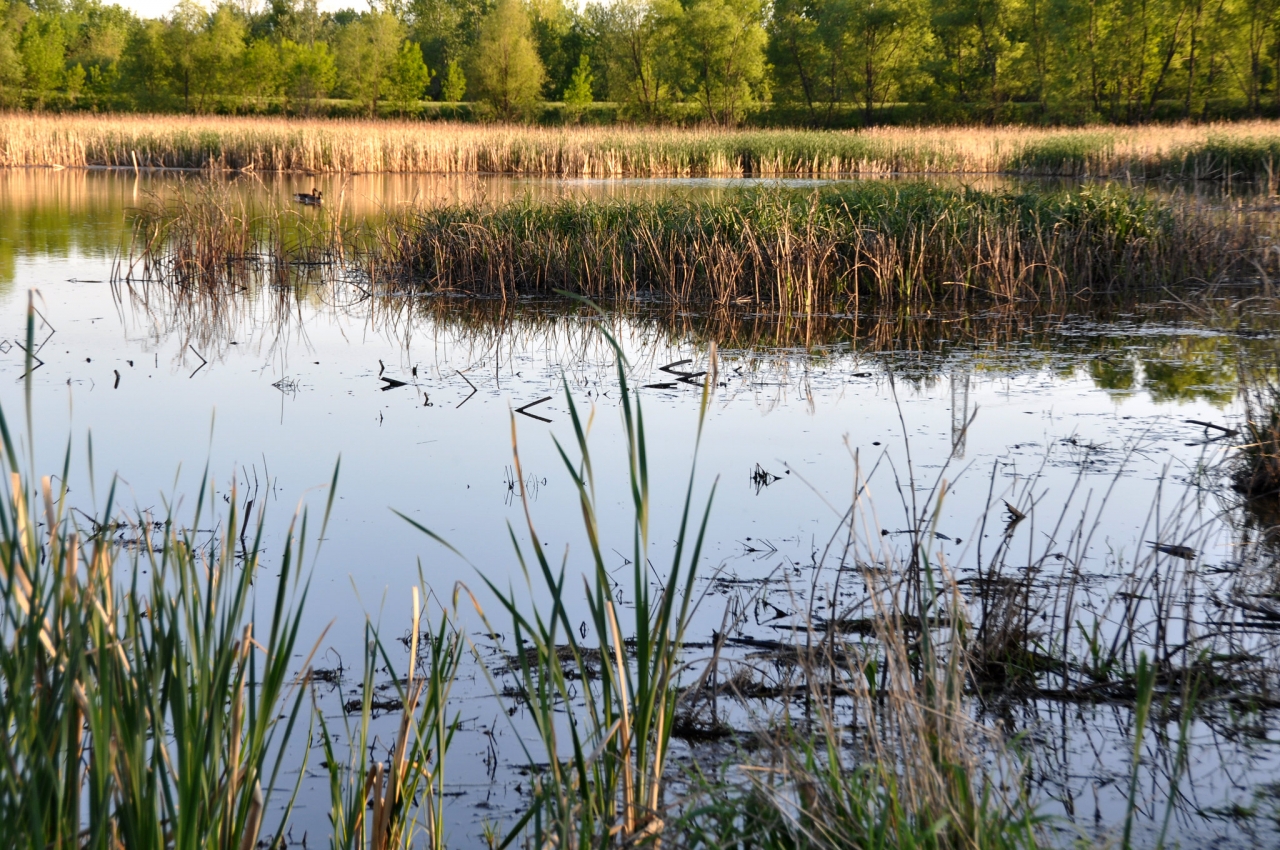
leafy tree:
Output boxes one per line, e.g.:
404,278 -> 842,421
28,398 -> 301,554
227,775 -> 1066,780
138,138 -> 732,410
388,38 -> 430,113
926,0 -> 1013,113
0,26 -> 23,107
676,0 -> 769,123
585,0 -> 674,120
563,50 -> 594,117
120,17 -> 172,107
768,0 -> 838,121
65,0 -> 133,100
335,9 -> 404,114
406,0 -> 489,93
469,0 -> 544,118
188,3 -> 247,111
528,0 -> 574,97
64,59 -> 84,98
241,37 -> 282,109
20,13 -> 66,107
440,56 -> 466,100
847,0 -> 927,123
280,37 -> 335,110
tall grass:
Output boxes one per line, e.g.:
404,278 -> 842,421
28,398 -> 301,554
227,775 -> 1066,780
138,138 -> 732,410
9,112 -> 1280,180
376,184 -> 1267,309
318,587 -> 463,850
0,295 -> 461,850
416,323 -> 713,848
0,295 -> 323,849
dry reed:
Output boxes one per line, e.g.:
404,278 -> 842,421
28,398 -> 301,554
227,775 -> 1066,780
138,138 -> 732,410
7,112 -> 1280,180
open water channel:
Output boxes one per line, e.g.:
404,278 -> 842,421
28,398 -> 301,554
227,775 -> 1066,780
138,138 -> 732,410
3,168 -> 1279,848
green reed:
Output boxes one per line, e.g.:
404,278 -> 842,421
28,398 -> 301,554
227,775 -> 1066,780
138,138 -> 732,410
410,320 -> 713,848
319,586 -> 462,850
0,295 -> 328,850
378,184 -> 1267,310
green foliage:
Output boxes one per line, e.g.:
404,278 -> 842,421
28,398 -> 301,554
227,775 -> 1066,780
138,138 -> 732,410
388,40 -> 431,114
119,18 -> 171,108
439,56 -> 466,101
20,13 -> 66,107
8,0 -> 1280,122
769,0 -> 928,125
0,26 -> 23,107
674,0 -> 769,123
335,9 -> 405,115
562,51 -> 593,116
469,0 -> 545,119
281,37 -> 336,108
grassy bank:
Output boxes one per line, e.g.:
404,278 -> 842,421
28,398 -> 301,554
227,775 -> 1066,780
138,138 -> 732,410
9,113 -> 1280,180
371,184 -> 1265,309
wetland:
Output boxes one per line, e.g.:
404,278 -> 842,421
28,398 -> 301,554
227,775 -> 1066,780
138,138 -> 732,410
6,165 -> 1280,850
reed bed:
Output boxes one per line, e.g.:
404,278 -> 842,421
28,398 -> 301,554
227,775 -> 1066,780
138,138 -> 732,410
9,112 -> 1280,180
376,184 -> 1267,309
0,298 -> 317,849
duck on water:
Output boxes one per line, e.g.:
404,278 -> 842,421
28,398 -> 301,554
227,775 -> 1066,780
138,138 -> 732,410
293,188 -> 323,205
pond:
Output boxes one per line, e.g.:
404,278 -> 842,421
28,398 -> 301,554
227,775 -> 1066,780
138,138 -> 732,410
4,166 -> 1279,848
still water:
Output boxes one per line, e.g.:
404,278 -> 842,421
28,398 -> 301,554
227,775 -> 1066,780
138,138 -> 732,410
3,167 -> 1277,847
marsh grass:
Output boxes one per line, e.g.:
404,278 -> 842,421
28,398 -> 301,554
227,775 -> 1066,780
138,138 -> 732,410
318,587 -> 463,850
0,295 -> 327,849
10,113 -> 1280,181
421,322 -> 714,848
1235,365 -> 1280,499
379,184 -> 1267,309
123,179 -> 347,291
120,177 -> 1273,311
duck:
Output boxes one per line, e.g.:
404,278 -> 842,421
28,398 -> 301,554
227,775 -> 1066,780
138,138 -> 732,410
293,187 -> 323,205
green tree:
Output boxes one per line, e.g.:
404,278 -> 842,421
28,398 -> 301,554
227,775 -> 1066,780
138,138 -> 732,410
64,59 -> 84,99
388,39 -> 431,113
241,38 -> 283,110
562,50 -> 593,119
280,37 -> 336,110
768,0 -> 840,122
440,56 -> 466,100
406,0 -> 489,94
120,18 -> 172,108
528,0 -> 574,97
335,9 -> 404,114
65,0 -> 134,107
189,3 -> 247,111
0,26 -> 23,108
585,0 -> 676,120
847,0 -> 927,123
469,0 -> 545,118
20,14 -> 66,107
677,0 -> 769,123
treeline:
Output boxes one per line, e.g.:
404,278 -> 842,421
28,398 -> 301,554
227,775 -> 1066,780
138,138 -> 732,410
2,0 -> 1280,125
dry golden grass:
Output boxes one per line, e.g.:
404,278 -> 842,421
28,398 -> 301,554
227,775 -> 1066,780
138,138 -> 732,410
6,112 -> 1280,178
